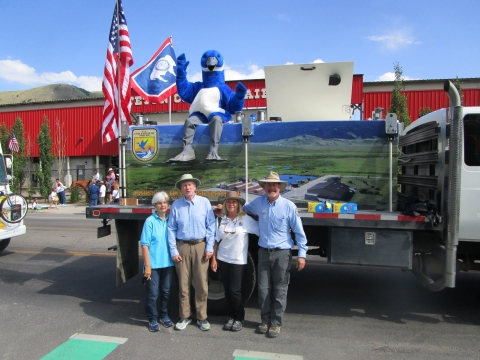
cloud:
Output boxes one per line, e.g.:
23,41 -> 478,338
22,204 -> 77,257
313,59 -> 324,63
366,29 -> 420,51
0,59 -> 102,91
187,64 -> 266,82
375,71 -> 415,81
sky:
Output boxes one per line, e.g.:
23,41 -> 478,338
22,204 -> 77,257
0,0 -> 479,92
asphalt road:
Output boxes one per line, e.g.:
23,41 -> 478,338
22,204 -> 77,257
1,205 -> 480,359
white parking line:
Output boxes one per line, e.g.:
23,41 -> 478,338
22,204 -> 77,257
70,333 -> 128,344
233,349 -> 303,359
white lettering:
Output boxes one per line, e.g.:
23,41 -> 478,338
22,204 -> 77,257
161,98 -> 168,104
174,94 -> 182,103
261,88 -> 267,98
134,96 -> 143,105
245,89 -> 254,100
254,89 -> 260,99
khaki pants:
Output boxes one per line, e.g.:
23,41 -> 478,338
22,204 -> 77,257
175,241 -> 209,320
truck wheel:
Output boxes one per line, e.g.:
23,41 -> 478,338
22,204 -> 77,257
0,238 -> 11,253
207,252 -> 256,315
0,194 -> 28,223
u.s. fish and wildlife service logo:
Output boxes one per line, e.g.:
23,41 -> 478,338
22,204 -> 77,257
132,128 -> 158,162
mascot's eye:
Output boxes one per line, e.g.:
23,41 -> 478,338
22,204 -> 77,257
203,54 -> 207,58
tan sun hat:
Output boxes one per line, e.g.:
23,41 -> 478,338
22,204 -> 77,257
258,171 -> 287,191
175,173 -> 201,189
219,191 -> 245,206
108,168 -> 113,172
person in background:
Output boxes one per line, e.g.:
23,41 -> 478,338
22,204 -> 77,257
167,174 -> 216,331
87,180 -> 100,207
140,191 -> 175,332
99,181 -> 106,205
30,198 -> 39,210
55,178 -> 66,205
107,168 -> 115,191
111,184 -> 120,203
243,171 -> 308,339
48,188 -> 59,210
92,169 -> 100,182
210,191 -> 259,332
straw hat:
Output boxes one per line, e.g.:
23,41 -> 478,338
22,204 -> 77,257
258,171 -> 287,191
108,168 -> 113,172
219,191 -> 245,206
175,174 -> 201,189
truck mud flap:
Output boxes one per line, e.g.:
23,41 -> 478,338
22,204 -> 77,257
115,219 -> 143,286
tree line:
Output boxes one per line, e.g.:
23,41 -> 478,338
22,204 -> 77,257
1,116 -> 63,200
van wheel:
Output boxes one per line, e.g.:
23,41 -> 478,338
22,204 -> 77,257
207,252 -> 256,315
0,238 -> 11,253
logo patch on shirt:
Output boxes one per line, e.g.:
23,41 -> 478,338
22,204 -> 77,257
239,222 -> 243,226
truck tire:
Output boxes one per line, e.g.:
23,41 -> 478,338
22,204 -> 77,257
0,238 -> 11,253
207,251 -> 256,315
0,194 -> 28,223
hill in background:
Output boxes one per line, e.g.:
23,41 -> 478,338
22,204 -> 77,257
0,84 -> 103,105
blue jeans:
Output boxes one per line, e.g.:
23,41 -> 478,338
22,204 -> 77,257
89,198 -> 98,207
145,266 -> 174,322
57,191 -> 66,204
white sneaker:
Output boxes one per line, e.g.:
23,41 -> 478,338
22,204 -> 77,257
197,319 -> 210,331
174,317 -> 192,331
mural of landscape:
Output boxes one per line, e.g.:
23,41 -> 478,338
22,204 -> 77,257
126,121 -> 397,211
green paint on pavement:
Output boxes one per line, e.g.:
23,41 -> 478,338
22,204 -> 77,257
41,339 -> 119,360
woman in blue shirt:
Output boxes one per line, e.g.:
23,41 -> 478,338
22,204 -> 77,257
140,191 -> 175,332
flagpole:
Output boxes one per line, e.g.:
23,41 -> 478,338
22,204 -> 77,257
169,35 -> 173,125
116,0 -> 125,200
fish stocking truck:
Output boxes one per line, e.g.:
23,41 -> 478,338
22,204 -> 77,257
0,144 -> 28,253
86,62 -> 480,309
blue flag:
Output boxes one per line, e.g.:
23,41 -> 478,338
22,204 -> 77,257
130,37 -> 177,103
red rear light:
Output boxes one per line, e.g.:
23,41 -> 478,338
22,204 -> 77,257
92,210 -> 100,216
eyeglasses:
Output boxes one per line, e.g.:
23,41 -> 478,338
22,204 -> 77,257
222,217 -> 237,235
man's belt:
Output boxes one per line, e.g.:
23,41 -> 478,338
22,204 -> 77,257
176,238 -> 206,245
260,246 -> 287,253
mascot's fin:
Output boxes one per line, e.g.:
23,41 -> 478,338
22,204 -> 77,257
168,145 -> 196,162
206,144 -> 226,161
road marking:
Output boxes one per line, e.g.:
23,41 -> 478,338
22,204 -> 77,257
9,249 -> 117,257
40,333 -> 127,360
233,349 -> 303,360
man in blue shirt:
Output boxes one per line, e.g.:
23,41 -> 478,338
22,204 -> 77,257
243,171 -> 308,338
168,174 -> 216,331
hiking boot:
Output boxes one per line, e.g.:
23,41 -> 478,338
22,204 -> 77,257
255,323 -> 269,334
231,320 -> 244,332
267,326 -> 281,338
197,319 -> 211,331
223,318 -> 234,331
148,321 -> 159,332
174,317 -> 192,331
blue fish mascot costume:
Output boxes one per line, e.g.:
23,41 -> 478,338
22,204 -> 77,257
168,50 -> 247,162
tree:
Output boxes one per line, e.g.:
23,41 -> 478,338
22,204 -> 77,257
36,116 -> 54,200
54,117 -> 67,181
0,123 -> 8,153
418,107 -> 433,118
454,77 -> 464,106
10,117 -> 28,193
388,62 -> 410,127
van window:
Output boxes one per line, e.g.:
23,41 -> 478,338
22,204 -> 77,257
464,114 -> 480,166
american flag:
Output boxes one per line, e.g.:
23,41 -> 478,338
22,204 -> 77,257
8,133 -> 19,153
102,0 -> 134,143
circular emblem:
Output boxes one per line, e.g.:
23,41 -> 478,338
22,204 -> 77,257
155,59 -> 169,71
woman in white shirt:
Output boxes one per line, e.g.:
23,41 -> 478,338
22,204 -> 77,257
210,191 -> 259,332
